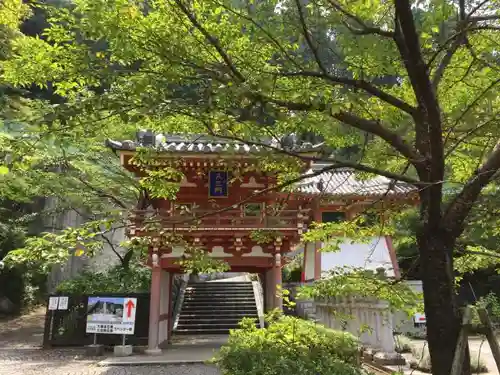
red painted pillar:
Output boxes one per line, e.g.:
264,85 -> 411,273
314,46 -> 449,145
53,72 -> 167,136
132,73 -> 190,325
273,253 -> 283,311
313,200 -> 322,280
264,269 -> 273,311
146,266 -> 161,355
158,270 -> 171,347
167,272 -> 174,341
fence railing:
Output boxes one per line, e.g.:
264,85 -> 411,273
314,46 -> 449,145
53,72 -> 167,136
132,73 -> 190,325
130,208 -> 310,231
43,293 -> 150,348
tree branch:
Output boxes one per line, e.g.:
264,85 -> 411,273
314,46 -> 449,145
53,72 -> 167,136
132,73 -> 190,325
469,15 -> 500,22
294,0 -> 327,74
326,0 -> 394,38
166,161 -> 418,227
469,25 -> 500,31
333,111 -> 421,163
445,114 -> 500,159
213,0 -> 302,71
443,77 -> 500,147
172,0 -> 245,82
74,175 -> 129,209
394,0 -> 441,121
467,0 -> 490,19
256,93 -> 422,164
395,0 -> 445,179
101,234 -> 125,266
459,0 -> 466,21
444,141 -> 500,232
199,120 -> 422,186
465,38 -> 500,72
275,70 -> 417,115
432,37 -> 464,91
457,248 -> 500,261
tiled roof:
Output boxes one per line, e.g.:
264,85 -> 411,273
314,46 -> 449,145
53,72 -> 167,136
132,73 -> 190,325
106,133 -> 325,155
107,132 -> 414,197
295,167 -> 415,196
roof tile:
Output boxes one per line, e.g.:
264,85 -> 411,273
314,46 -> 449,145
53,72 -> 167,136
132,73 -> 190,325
295,168 -> 415,196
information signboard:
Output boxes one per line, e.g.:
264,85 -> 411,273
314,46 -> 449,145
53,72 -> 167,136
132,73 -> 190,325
58,296 -> 69,310
209,170 -> 228,197
414,313 -> 426,324
85,297 -> 137,335
48,296 -> 59,311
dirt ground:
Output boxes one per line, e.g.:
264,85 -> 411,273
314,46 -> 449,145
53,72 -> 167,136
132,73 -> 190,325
0,307 -> 46,348
406,338 -> 499,375
0,308 -> 220,375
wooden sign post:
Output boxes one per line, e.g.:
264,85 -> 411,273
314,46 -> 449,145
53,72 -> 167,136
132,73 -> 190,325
451,307 -> 500,375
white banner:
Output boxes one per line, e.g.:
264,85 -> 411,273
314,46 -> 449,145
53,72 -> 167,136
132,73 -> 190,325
86,297 -> 137,335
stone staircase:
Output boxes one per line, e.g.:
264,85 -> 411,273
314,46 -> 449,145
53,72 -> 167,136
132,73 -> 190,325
175,281 -> 259,335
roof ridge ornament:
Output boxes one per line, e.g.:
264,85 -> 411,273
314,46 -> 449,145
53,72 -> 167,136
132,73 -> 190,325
136,129 -> 156,146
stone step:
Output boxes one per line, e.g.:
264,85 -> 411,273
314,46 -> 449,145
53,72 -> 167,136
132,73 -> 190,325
186,291 -> 253,294
178,315 -> 258,322
181,303 -> 257,308
180,306 -> 257,315
188,281 -> 252,286
184,298 -> 255,306
178,316 -> 258,325
187,284 -> 253,287
184,291 -> 255,295
184,291 -> 255,296
176,281 -> 259,335
183,296 -> 255,302
182,304 -> 257,310
186,285 -> 253,290
175,328 -> 233,335
183,296 -> 255,301
176,323 -> 249,330
179,309 -> 258,315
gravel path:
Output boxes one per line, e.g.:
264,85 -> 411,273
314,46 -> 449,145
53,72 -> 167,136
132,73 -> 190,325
0,309 -> 221,375
409,337 -> 499,375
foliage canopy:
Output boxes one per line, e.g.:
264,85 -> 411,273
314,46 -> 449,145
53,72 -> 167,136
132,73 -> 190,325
1,1 -> 500,374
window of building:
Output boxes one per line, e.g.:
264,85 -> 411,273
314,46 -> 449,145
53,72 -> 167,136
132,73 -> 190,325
244,203 -> 263,217
321,211 -> 345,223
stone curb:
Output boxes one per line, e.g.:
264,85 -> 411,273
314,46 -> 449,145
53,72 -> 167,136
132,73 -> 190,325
97,358 -> 211,366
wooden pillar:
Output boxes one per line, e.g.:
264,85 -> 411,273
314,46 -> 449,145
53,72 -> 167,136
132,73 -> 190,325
158,270 -> 171,347
273,253 -> 283,311
146,265 -> 162,355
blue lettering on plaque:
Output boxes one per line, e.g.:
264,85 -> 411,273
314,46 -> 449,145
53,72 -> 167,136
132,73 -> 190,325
209,170 -> 228,197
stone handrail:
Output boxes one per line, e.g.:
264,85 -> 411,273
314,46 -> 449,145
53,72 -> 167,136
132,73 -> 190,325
314,296 -> 397,356
252,275 -> 265,328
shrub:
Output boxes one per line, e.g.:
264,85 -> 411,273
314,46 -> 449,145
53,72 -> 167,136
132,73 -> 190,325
394,335 -> 413,353
470,351 -> 489,373
213,314 -> 361,375
56,265 -> 150,294
410,345 -> 488,373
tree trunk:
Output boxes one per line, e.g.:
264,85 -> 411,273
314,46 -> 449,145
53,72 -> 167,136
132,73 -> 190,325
417,227 -> 471,375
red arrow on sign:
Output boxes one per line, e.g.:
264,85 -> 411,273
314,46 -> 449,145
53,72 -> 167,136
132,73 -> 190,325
125,300 -> 135,318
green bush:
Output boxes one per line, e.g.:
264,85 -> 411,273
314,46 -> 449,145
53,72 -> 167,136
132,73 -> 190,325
410,345 -> 488,373
394,335 -> 413,353
213,315 -> 361,375
471,292 -> 500,329
56,265 -> 150,294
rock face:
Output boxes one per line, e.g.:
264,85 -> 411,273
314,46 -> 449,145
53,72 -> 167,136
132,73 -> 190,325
0,297 -> 16,314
